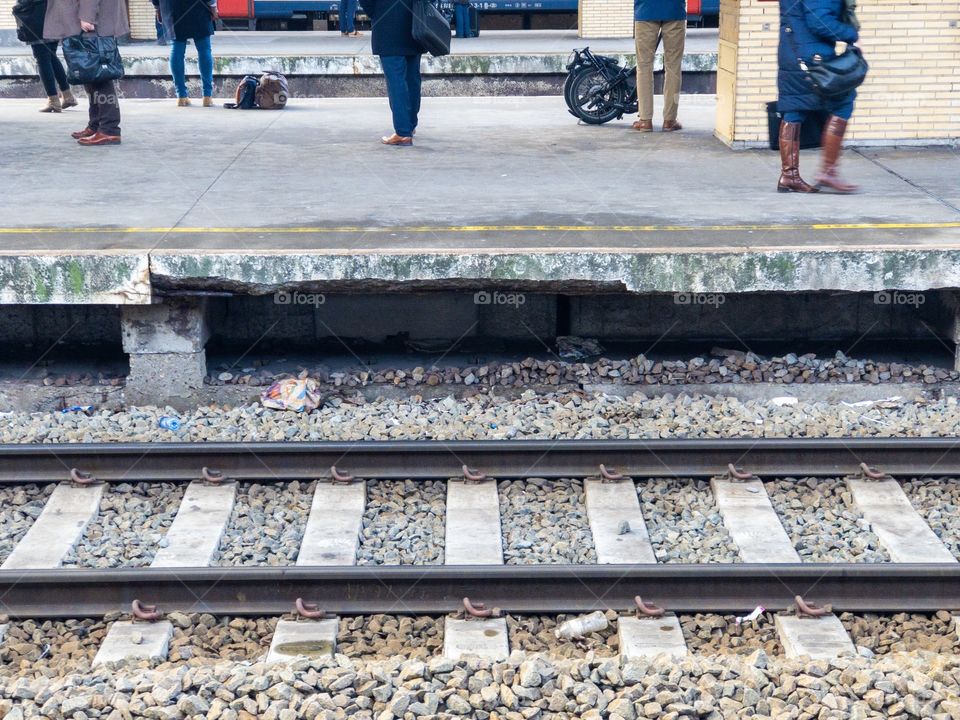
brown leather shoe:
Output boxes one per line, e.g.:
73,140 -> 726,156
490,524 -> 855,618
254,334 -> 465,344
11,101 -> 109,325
662,120 -> 683,132
777,120 -> 818,193
78,131 -> 121,146
814,116 -> 858,194
632,119 -> 653,132
71,127 -> 97,139
381,133 -> 413,146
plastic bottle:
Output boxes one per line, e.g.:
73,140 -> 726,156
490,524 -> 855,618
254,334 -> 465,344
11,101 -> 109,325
555,610 -> 609,640
158,416 -> 181,431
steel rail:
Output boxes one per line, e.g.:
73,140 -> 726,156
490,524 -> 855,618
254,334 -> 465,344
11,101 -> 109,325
2,438 -> 960,483
0,565 -> 958,617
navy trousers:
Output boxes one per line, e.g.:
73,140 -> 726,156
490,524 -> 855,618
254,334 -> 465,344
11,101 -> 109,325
379,54 -> 421,137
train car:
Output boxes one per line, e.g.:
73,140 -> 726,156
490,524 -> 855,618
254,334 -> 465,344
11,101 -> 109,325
219,0 -> 718,30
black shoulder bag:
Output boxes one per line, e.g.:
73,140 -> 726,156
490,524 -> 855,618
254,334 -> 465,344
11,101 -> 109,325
62,33 -> 124,85
785,10 -> 868,98
412,0 -> 451,57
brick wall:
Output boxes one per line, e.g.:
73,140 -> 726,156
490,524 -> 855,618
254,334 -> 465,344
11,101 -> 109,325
580,0 -> 635,39
716,0 -> 960,145
129,0 -> 157,40
1,0 -> 16,30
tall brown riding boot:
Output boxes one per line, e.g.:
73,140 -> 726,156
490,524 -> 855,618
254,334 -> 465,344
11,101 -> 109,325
777,120 -> 819,193
815,116 -> 859,193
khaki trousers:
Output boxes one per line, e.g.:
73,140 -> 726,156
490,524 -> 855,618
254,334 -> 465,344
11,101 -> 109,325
634,19 -> 686,123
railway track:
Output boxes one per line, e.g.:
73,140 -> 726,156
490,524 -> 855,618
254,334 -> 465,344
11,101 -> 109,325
0,438 -> 958,618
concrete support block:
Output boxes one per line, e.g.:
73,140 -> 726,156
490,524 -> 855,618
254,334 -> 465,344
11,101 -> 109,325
126,352 -> 207,406
93,621 -> 173,666
443,618 -> 509,661
266,619 -> 338,663
121,298 -> 210,354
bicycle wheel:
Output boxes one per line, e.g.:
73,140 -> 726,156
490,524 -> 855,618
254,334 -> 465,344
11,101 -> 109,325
568,69 -> 627,125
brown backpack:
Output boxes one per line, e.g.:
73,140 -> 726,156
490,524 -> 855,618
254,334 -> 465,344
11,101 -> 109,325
256,71 -> 289,109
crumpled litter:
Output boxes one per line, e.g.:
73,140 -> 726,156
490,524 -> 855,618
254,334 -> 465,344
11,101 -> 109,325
556,336 -> 605,360
736,605 -> 766,625
260,371 -> 322,412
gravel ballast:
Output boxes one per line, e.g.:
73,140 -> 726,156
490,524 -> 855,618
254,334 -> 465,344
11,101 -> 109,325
840,611 -> 960,656
62,482 -> 184,568
638,479 -> 739,563
499,479 -> 596,565
903,477 -> 960,561
215,481 -> 314,566
766,478 -> 890,563
203,351 -> 960,390
357,480 -> 445,565
337,615 -> 442,662
5,647 -> 960,720
679,613 -> 783,656
3,393 -> 960,445
0,483 -> 53,565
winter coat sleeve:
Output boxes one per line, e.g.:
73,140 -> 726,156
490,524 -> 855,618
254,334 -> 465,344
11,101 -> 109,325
78,0 -> 100,23
802,0 -> 858,44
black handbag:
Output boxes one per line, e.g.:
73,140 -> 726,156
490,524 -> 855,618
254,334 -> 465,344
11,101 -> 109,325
412,0 -> 451,57
800,45 -> 868,98
785,20 -> 868,98
11,0 -> 47,44
62,33 -> 124,85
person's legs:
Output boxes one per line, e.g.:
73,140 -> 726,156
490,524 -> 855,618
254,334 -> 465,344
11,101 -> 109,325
84,83 -> 100,131
92,79 -> 121,136
49,43 -> 70,93
342,0 -> 357,33
31,43 -> 60,99
633,21 -> 659,127
815,92 -> 858,192
455,5 -> 469,37
660,19 -> 685,127
405,55 -> 422,134
380,55 -> 413,137
195,35 -> 214,98
170,39 -> 189,98
777,110 -> 818,193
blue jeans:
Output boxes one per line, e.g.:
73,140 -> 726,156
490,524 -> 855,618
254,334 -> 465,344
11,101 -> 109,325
170,35 -> 214,98
341,0 -> 358,32
784,93 -> 855,123
454,4 -> 473,37
380,55 -> 421,137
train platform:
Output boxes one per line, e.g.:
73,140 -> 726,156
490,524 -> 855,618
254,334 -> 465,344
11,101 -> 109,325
0,29 -> 719,97
2,94 -> 959,305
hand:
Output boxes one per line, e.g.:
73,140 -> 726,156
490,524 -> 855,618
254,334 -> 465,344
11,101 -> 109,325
207,5 -> 219,20
80,19 -> 95,31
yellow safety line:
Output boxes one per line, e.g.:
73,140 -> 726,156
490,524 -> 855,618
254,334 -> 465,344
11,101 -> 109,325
0,222 -> 959,234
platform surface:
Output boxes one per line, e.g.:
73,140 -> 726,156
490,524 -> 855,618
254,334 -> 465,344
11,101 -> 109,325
1,95 -> 959,303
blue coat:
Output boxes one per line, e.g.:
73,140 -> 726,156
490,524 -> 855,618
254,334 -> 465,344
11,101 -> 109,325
634,0 -> 685,22
153,0 -> 215,40
777,0 -> 858,112
360,0 -> 422,56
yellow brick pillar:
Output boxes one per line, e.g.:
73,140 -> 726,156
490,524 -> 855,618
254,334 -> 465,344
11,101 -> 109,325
579,0 -> 635,39
128,0 -> 158,40
1,0 -> 18,35
716,0 -> 960,146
